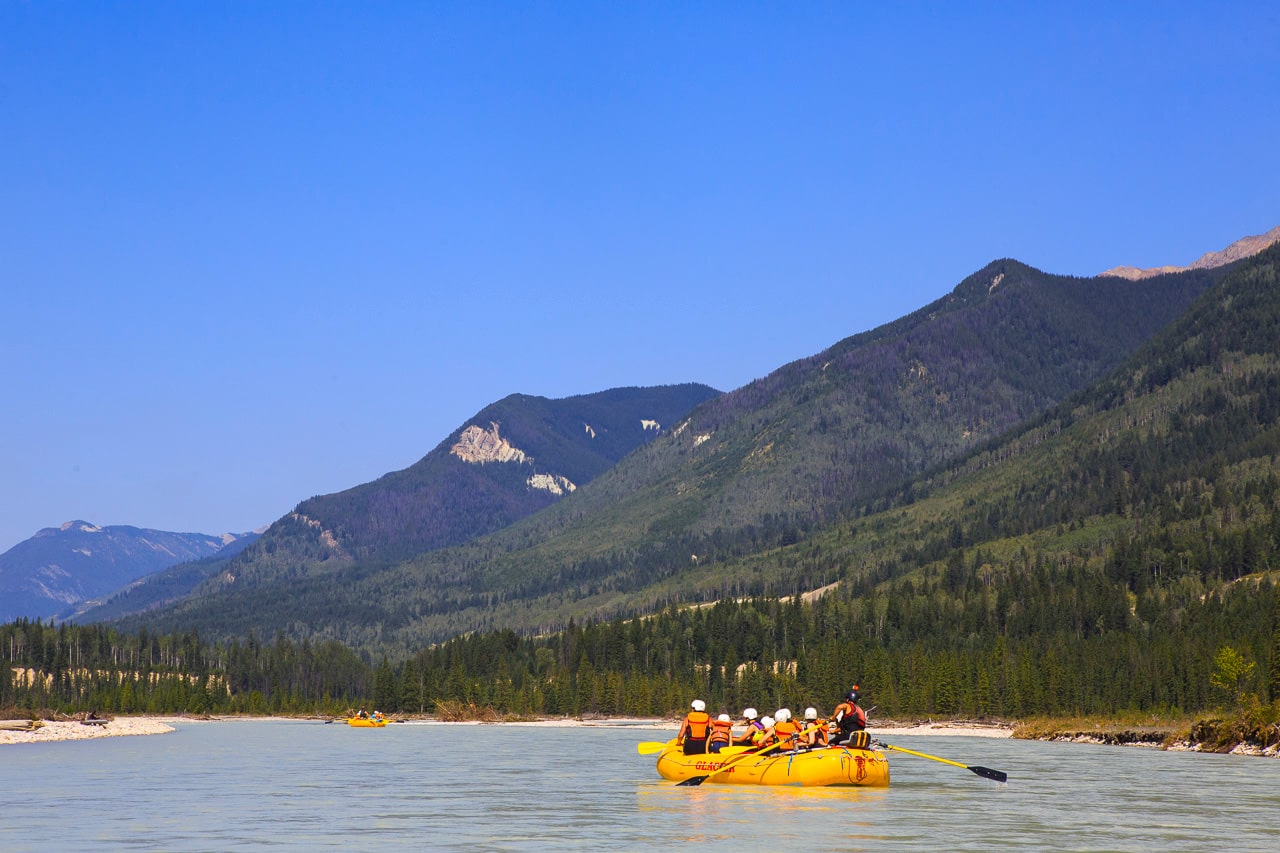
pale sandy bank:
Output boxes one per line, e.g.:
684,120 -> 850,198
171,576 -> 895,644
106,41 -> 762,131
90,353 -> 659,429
0,717 -> 178,746
869,721 -> 1014,739
1,714 -> 1015,745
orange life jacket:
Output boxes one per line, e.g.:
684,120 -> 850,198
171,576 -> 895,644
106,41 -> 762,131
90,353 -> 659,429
805,720 -> 829,745
709,718 -> 733,744
774,719 -> 802,744
682,710 -> 711,741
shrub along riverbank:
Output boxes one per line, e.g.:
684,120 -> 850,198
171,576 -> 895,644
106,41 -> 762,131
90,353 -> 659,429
1012,703 -> 1280,754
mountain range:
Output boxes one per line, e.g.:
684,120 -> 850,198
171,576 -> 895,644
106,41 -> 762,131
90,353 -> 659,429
102,228 -> 1278,654
1100,225 -> 1280,280
0,522 -> 258,623
9,234 -> 1278,723
71,384 -> 718,623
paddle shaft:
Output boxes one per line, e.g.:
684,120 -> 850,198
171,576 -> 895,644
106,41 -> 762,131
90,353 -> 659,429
879,742 -> 1008,783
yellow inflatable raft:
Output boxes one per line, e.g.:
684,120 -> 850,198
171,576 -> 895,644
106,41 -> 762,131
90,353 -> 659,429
655,742 -> 890,787
346,717 -> 387,727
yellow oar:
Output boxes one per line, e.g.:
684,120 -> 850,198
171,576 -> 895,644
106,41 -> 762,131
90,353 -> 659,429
637,741 -> 672,754
878,742 -> 1007,783
638,740 -> 750,757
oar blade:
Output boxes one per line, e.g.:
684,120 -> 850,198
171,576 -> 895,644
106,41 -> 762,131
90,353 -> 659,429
968,765 -> 1007,784
676,775 -> 709,787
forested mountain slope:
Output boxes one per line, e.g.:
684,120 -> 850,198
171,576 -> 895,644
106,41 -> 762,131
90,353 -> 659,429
84,384 -> 718,620
123,255 -> 1238,651
368,241 -> 1280,720
249,383 -> 719,571
67,549 -> 248,624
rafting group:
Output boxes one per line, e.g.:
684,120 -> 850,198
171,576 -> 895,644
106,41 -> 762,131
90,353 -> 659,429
645,684 -> 1008,787
347,709 -> 388,727
676,686 -> 870,757
648,685 -> 891,787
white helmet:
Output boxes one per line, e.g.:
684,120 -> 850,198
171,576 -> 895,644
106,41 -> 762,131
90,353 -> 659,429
742,707 -> 758,720
775,708 -> 791,722
718,713 -> 731,722
804,707 -> 818,721
691,699 -> 706,712
760,716 -> 775,728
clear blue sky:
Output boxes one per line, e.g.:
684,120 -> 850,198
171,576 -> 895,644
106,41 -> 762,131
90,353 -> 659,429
2,2 -> 1277,552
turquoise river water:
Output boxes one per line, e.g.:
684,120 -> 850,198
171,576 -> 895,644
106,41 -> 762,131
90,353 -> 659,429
1,720 -> 1277,851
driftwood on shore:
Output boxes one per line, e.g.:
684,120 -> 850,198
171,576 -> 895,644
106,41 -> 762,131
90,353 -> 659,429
0,720 -> 44,732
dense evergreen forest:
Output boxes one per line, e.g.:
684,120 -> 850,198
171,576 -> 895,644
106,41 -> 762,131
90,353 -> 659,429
1,621 -> 369,715
5,569 -> 1278,719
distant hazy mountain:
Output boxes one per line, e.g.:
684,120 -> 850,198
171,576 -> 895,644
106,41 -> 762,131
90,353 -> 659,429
1100,224 -> 1280,280
60,545 -> 254,624
0,521 -> 259,622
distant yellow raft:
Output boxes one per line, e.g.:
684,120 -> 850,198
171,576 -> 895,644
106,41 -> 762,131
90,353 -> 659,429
655,742 -> 890,787
346,717 -> 387,727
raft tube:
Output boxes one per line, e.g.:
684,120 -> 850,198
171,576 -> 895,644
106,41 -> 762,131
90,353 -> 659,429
655,742 -> 890,787
346,717 -> 388,727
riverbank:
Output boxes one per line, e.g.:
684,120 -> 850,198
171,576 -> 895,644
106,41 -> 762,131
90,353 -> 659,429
412,714 -> 1015,738
0,716 -> 179,746
0,713 -> 1016,745
11,711 -> 1276,755
1013,711 -> 1280,757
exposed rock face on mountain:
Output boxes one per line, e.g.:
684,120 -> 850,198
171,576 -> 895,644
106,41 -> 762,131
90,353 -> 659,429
145,383 -> 722,596
0,522 -> 258,622
451,422 -> 530,465
1100,225 -> 1280,280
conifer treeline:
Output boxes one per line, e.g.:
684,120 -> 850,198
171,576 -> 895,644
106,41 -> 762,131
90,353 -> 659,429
0,621 -> 369,715
5,559 -> 1275,718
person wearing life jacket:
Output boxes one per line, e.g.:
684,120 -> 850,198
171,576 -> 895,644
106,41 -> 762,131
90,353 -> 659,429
752,715 -> 776,749
733,707 -> 765,746
832,686 -> 868,745
771,708 -> 803,751
799,706 -> 829,748
708,713 -> 734,753
677,699 -> 712,755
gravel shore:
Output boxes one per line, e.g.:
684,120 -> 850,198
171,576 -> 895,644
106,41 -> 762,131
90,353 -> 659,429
0,717 -> 177,746
1,714 -> 1015,745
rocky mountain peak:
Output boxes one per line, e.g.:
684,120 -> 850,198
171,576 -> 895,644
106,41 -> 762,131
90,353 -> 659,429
1100,225 -> 1280,280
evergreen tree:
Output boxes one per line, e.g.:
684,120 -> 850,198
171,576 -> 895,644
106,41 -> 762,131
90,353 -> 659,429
373,657 -> 399,712
400,659 -> 423,714
1269,588 -> 1280,703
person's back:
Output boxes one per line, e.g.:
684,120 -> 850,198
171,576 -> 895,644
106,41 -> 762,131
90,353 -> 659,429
734,708 -> 763,745
708,714 -> 734,753
753,715 -> 776,749
772,708 -> 802,750
677,699 -> 712,755
800,707 -> 828,748
832,687 -> 867,744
